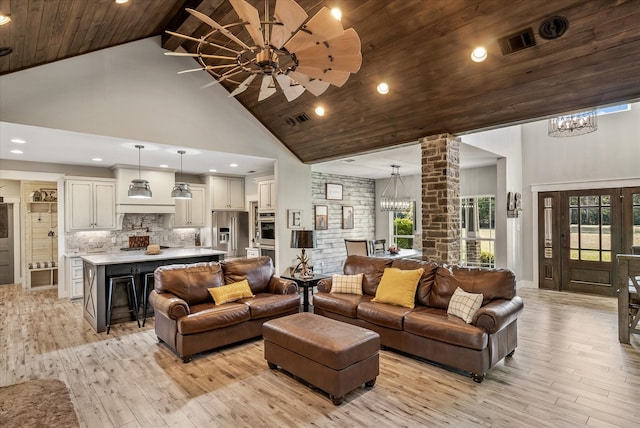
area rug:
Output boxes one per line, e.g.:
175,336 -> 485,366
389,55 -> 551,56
0,379 -> 79,427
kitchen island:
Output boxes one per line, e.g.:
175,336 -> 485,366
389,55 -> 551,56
82,248 -> 226,333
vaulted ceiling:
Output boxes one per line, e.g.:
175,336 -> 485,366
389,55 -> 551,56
1,0 -> 639,164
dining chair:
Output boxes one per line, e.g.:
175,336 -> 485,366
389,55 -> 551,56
371,239 -> 386,254
345,239 -> 370,256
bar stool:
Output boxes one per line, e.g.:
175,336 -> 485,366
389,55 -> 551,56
106,274 -> 140,334
139,272 -> 155,327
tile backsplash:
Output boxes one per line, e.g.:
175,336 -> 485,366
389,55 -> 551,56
65,214 -> 202,254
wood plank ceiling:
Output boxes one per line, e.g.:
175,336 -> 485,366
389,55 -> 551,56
1,0 -> 639,164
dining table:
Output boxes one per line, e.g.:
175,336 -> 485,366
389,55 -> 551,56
370,248 -> 422,259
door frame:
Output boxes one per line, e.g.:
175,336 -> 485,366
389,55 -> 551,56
531,178 -> 640,290
0,197 -> 22,286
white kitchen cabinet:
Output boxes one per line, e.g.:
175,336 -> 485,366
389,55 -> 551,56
246,248 -> 260,258
258,179 -> 276,211
173,185 -> 206,227
211,177 -> 244,210
65,179 -> 116,231
66,256 -> 84,299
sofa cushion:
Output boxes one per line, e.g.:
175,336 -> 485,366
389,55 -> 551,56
447,287 -> 483,323
222,256 -> 274,294
208,279 -> 254,305
155,262 -> 224,306
344,255 -> 393,296
429,265 -> 516,309
330,273 -> 364,295
372,267 -> 424,309
391,259 -> 438,306
404,308 -> 488,351
312,292 -> 372,318
239,293 -> 300,319
357,301 -> 413,330
177,302 -> 250,335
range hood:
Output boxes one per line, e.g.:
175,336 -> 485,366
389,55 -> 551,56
113,166 -> 177,215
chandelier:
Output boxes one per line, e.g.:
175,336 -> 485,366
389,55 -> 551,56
165,0 -> 362,102
548,110 -> 598,137
380,165 -> 411,212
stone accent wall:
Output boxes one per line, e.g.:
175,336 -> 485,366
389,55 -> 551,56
311,172 -> 375,275
421,134 -> 461,264
466,240 -> 482,265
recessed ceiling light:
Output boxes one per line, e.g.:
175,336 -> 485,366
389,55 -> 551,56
377,82 -> 389,95
229,163 -> 239,168
315,106 -> 325,116
115,0 -> 129,4
10,149 -> 23,154
209,169 -> 217,173
159,164 -> 169,168
10,138 -> 26,144
331,8 -> 342,20
470,47 -> 487,62
0,15 -> 11,25
92,158 -> 103,162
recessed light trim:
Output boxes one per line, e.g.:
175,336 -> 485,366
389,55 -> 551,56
229,163 -> 238,168
331,8 -> 342,20
10,138 -> 26,144
10,149 -> 23,154
315,106 -> 325,116
0,15 -> 11,25
115,0 -> 129,4
471,47 -> 487,62
209,169 -> 217,173
159,164 -> 169,168
92,158 -> 103,162
377,82 -> 389,94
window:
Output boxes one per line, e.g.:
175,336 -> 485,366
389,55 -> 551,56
392,201 -> 416,249
460,196 -> 495,268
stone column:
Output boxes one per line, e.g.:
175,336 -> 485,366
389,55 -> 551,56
420,133 -> 461,264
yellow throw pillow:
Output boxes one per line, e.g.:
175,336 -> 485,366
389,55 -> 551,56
208,279 -> 254,305
372,267 -> 424,309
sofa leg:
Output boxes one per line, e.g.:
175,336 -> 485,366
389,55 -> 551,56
365,378 -> 376,388
471,373 -> 485,383
182,355 -> 192,363
267,361 -> 277,370
330,394 -> 344,405
506,349 -> 515,357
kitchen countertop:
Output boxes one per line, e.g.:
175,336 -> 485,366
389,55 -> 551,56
81,248 -> 226,265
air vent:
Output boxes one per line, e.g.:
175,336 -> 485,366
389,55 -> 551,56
0,47 -> 12,57
285,112 -> 311,126
539,16 -> 569,40
498,28 -> 536,55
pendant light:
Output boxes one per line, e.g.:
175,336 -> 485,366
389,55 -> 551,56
380,165 -> 411,212
171,150 -> 192,199
128,145 -> 152,199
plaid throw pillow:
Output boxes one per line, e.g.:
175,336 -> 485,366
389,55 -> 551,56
330,273 -> 364,295
447,287 -> 483,323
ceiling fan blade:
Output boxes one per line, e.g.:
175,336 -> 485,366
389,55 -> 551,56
229,74 -> 257,97
229,0 -> 264,48
258,75 -> 277,101
270,0 -> 308,49
287,71 -> 330,96
164,52 -> 237,61
294,28 -> 362,73
294,66 -> 350,87
274,74 -> 305,101
186,8 -> 253,51
284,7 -> 344,53
165,30 -> 241,54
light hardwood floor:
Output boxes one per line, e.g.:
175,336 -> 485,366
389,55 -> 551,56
1,284 -> 639,427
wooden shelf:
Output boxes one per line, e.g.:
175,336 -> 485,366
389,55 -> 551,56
27,201 -> 58,213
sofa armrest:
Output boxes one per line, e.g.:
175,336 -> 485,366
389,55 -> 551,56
148,290 -> 189,320
317,278 -> 332,293
267,276 -> 298,295
472,296 -> 523,334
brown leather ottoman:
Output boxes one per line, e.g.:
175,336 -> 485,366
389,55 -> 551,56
263,313 -> 380,405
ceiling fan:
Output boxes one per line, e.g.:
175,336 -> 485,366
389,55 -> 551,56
164,0 -> 362,102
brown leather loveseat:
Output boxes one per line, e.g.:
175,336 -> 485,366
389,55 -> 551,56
313,255 -> 524,382
149,256 -> 300,362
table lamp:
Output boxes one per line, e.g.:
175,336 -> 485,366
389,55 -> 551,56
291,230 -> 316,278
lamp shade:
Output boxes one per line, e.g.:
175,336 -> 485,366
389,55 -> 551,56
291,230 -> 316,249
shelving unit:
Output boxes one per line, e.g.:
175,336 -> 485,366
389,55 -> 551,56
24,182 -> 59,290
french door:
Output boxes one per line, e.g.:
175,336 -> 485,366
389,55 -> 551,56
538,187 -> 640,296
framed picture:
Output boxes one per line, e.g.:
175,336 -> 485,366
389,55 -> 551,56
326,183 -> 343,200
40,188 -> 57,202
342,206 -> 354,229
287,209 -> 303,229
314,205 -> 328,230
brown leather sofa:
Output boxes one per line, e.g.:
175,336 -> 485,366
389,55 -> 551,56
313,255 -> 524,382
149,256 -> 300,362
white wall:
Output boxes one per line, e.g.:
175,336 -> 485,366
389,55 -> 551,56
460,166 -> 497,196
0,37 -> 311,273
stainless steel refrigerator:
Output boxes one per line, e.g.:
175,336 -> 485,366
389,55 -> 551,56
212,211 -> 249,258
